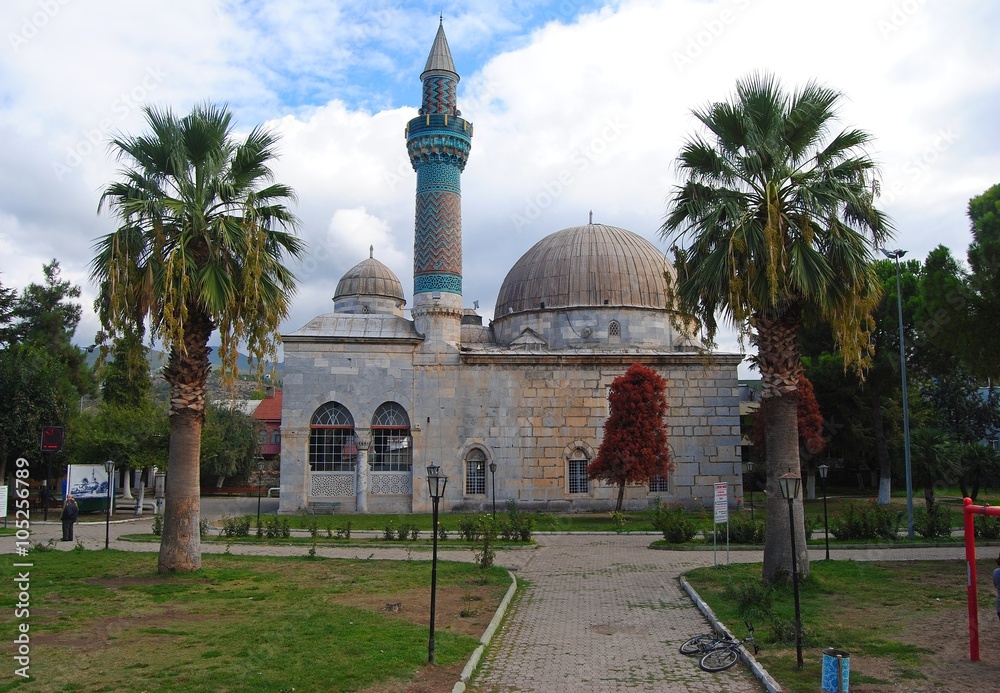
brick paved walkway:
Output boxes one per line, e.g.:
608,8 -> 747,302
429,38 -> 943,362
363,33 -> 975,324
6,505 -> 975,693
471,534 -> 764,692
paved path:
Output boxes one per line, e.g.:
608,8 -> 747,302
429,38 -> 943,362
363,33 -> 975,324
3,503 -> 977,693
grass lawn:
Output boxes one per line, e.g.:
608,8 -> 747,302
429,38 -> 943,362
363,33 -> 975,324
683,557 -> 1000,691
0,549 -> 510,692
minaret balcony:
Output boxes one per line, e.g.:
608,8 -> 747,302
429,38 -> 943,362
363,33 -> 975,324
405,113 -> 473,139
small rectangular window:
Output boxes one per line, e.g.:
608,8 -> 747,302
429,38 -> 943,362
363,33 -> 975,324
466,460 -> 486,495
649,475 -> 668,493
568,459 -> 589,494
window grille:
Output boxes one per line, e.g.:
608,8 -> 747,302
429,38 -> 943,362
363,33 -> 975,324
466,448 -> 486,495
371,402 -> 412,472
568,450 -> 589,494
649,474 -> 669,492
608,320 -> 621,337
309,402 -> 357,472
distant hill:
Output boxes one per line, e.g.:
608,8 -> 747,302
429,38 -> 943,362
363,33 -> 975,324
85,347 -> 282,374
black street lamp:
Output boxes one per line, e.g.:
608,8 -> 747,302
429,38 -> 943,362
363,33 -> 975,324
426,464 -> 449,665
256,457 -> 265,530
744,459 -> 755,521
818,463 -> 830,560
879,247 -> 914,540
489,461 -> 498,520
104,460 -> 115,550
779,472 -> 803,669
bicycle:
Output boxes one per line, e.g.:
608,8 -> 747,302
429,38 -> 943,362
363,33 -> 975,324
679,620 -> 753,657
697,623 -> 758,672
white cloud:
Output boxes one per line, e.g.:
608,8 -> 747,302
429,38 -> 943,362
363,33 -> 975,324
1,0 -> 999,380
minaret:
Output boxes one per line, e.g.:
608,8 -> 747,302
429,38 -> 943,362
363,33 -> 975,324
406,19 -> 472,353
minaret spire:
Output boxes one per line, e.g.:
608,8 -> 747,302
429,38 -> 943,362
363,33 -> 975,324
405,20 -> 473,352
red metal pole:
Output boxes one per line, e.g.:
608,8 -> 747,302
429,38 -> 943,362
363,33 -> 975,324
963,497 -> 979,662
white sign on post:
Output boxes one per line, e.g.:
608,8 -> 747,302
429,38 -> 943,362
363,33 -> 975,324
714,482 -> 728,524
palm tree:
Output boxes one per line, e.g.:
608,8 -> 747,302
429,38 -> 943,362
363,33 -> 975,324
660,73 -> 892,582
93,103 -> 303,573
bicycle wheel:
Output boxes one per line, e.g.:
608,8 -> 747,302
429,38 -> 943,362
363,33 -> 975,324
699,647 -> 739,672
679,634 -> 717,655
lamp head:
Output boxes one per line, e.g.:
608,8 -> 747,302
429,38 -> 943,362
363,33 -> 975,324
104,460 -> 114,473
489,461 -> 497,474
257,457 -> 265,472
818,464 -> 829,480
744,459 -> 755,473
426,464 -> 448,499
778,472 -> 801,500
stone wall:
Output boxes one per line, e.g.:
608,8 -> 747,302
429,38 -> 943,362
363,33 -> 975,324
279,337 -> 743,514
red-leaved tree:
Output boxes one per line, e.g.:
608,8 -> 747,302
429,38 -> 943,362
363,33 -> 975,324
588,363 -> 672,511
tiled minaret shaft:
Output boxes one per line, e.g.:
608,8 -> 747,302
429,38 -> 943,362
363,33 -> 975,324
406,20 -> 472,352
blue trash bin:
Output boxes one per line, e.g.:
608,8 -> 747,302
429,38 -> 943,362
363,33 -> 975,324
821,648 -> 850,693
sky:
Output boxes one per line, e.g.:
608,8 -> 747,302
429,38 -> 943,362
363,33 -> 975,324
2,0 -> 998,376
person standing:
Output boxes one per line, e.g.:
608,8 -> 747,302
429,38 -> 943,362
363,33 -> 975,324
60,494 -> 79,541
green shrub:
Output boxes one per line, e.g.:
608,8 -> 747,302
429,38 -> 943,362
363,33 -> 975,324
458,516 -> 480,541
914,504 -> 954,539
610,511 -> 626,534
474,515 -> 497,571
729,514 -> 765,544
649,502 -> 698,543
975,513 -> 1000,540
504,500 -> 533,541
152,513 -> 163,536
334,521 -> 352,540
221,514 -> 251,538
830,500 -> 901,541
262,515 -> 289,539
723,577 -> 774,623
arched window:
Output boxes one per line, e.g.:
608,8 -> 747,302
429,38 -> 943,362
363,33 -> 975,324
608,320 -> 621,337
271,430 -> 281,445
568,448 -> 590,494
309,402 -> 356,472
371,402 -> 412,472
257,429 -> 267,445
465,448 -> 487,495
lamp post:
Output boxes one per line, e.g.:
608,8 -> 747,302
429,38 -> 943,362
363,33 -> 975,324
779,472 -> 803,669
426,464 -> 449,665
744,459 -> 755,521
104,460 -> 115,550
256,457 -> 265,530
880,247 -> 914,540
818,464 -> 830,560
489,461 -> 498,520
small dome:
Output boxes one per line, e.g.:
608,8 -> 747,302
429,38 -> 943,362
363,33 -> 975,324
495,224 -> 672,316
334,256 -> 405,303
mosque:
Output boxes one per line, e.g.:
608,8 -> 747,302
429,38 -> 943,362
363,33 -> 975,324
277,21 -> 743,514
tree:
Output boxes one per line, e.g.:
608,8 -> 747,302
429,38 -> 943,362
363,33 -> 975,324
909,426 -> 960,510
93,103 -> 303,573
200,403 -> 258,488
100,328 -> 153,408
752,374 -> 827,469
0,276 -> 17,347
588,363 -> 672,511
660,73 -> 892,582
66,401 -> 168,473
0,345 -> 75,481
10,261 -> 94,397
965,184 -> 1000,379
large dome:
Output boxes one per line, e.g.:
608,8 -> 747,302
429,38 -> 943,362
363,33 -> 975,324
495,224 -> 672,316
334,255 -> 405,303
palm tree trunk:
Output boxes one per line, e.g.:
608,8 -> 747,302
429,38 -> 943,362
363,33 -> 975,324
762,394 -> 811,582
158,307 -> 212,573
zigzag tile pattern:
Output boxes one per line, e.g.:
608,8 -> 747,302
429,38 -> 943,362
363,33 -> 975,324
414,190 -> 462,279
421,75 -> 456,115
